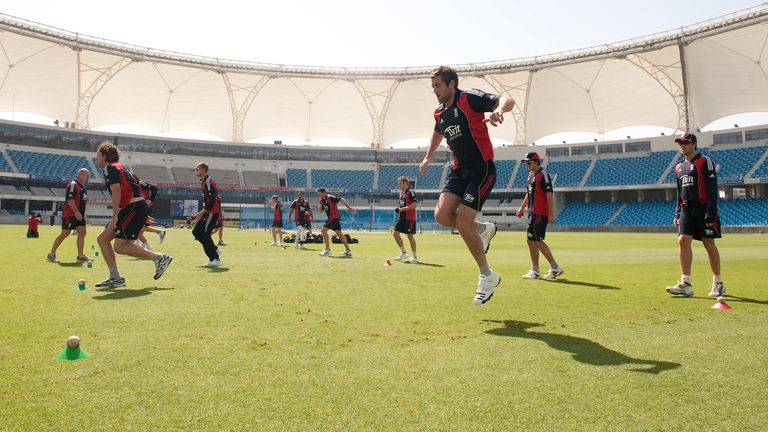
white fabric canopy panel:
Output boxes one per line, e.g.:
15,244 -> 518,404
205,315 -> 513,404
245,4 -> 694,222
0,5 -> 766,147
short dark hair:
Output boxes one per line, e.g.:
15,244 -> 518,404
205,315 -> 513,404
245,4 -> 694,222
430,65 -> 459,88
97,141 -> 120,163
316,188 -> 326,193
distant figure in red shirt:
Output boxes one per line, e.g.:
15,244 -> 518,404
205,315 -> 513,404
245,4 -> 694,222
516,152 -> 563,280
26,212 -> 43,238
269,195 -> 284,246
47,168 -> 91,263
317,188 -> 356,257
392,176 -> 419,263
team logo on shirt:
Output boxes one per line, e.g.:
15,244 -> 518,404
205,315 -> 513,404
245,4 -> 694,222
453,108 -> 459,118
680,174 -> 694,185
464,193 -> 475,203
445,125 -> 462,139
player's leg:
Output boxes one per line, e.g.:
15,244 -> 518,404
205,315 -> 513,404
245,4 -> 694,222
434,192 -> 461,228
217,225 -> 225,245
113,238 -> 158,259
335,229 -> 351,254
319,225 -> 331,256
455,205 -> 487,268
278,227 -> 283,246
407,233 -> 417,263
702,238 -> 724,296
48,228 -> 72,262
74,225 -> 90,261
95,226 -> 123,287
393,230 -> 407,259
666,234 -> 694,296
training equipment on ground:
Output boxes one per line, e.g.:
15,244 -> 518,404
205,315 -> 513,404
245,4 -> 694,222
66,335 -> 81,348
712,297 -> 732,310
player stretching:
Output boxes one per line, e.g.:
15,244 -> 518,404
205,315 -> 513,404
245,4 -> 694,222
516,152 -> 563,279
393,176 -> 419,263
288,191 -> 311,249
666,133 -> 725,298
192,162 -> 222,266
317,188 -> 357,257
94,142 -> 173,288
48,168 -> 92,263
269,195 -> 284,246
419,65 -> 514,304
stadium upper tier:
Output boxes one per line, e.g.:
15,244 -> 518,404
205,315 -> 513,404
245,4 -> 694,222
0,6 -> 768,147
2,139 -> 767,190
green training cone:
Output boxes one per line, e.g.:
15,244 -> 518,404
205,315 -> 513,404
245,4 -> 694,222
54,347 -> 91,361
73,283 -> 89,291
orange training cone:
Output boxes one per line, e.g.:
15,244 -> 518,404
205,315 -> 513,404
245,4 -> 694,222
712,296 -> 731,310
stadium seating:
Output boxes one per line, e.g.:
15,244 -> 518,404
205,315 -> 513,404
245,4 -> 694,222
286,168 -> 308,188
707,146 -> 767,182
0,153 -> 12,172
719,198 -> 768,226
8,150 -> 90,179
312,169 -> 374,190
511,163 -> 530,189
243,171 -> 279,188
29,186 -> 55,197
170,167 -> 198,184
585,151 -> 676,186
610,200 -> 673,226
494,160 -> 515,190
556,201 -> 622,226
208,169 -> 240,186
377,164 -> 443,189
132,165 -> 172,183
547,159 -> 591,187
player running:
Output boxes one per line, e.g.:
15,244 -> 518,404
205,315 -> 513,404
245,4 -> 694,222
317,188 -> 357,257
94,142 -> 173,288
288,191 -> 312,249
192,162 -> 223,267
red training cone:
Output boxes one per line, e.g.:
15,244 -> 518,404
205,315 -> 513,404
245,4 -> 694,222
384,259 -> 392,267
712,296 -> 731,310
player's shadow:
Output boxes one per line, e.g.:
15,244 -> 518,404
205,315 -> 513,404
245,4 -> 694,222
678,295 -> 768,306
483,320 -> 680,374
57,262 -> 86,267
92,287 -> 174,300
205,267 -> 230,273
409,262 -> 444,268
545,279 -> 621,290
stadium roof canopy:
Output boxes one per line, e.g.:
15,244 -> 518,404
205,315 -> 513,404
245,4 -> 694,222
0,5 -> 767,148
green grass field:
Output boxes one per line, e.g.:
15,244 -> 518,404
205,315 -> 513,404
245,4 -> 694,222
1,225 -> 767,431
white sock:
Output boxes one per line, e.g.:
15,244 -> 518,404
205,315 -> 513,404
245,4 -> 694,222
713,275 -> 722,283
681,274 -> 692,284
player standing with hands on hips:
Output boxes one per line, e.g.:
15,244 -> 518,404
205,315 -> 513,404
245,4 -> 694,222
666,133 -> 725,298
419,65 -> 515,305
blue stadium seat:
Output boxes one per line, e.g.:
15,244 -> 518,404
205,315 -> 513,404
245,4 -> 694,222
494,160 -> 515,189
610,200 -> 673,226
0,154 -> 11,172
512,162 -> 529,189
377,164 -> 442,189
557,201 -> 622,226
719,198 -> 768,226
286,169 -> 308,188
312,169 -> 374,190
8,150 -> 90,179
586,151 -> 676,187
707,146 -> 766,182
547,159 -> 590,187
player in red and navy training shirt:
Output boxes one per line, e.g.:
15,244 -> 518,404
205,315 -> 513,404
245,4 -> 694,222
131,174 -> 166,250
288,191 -> 312,248
666,133 -> 725,298
27,212 -> 42,238
192,162 -> 222,266
516,152 -> 563,280
269,195 -> 284,246
48,168 -> 91,263
94,141 -> 173,288
392,176 -> 419,263
317,188 -> 357,257
418,65 -> 515,305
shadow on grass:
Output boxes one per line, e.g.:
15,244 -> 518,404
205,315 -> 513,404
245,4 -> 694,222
410,262 -> 445,268
93,286 -> 174,300
672,295 -> 768,306
545,279 -> 620,290
484,320 -> 680,374
195,266 -> 231,272
57,262 -> 85,267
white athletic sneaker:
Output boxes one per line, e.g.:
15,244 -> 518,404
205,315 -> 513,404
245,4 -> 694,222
158,231 -> 167,244
666,280 -> 694,297
542,268 -> 564,280
270,241 -> 278,246
408,256 -> 419,264
474,271 -> 501,305
319,249 -> 332,257
395,252 -> 408,261
217,240 -> 226,246
47,253 -> 59,263
216,248 -> 223,257
205,259 -> 222,267
339,250 -> 352,257
477,221 -> 497,253
522,270 -> 541,279
708,281 -> 726,297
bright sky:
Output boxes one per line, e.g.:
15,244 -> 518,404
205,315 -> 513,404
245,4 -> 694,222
2,0 -> 767,145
